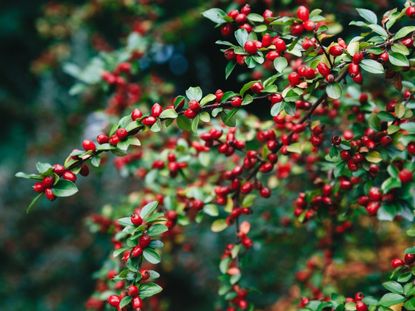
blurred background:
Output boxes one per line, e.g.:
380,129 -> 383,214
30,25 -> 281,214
0,0 -> 409,310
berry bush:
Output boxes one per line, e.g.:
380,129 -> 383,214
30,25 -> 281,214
13,0 -> 415,310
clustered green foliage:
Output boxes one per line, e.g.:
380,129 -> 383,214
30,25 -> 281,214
10,0 -> 415,310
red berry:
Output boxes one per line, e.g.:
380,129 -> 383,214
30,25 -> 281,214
269,93 -> 283,104
97,134 -> 109,144
368,187 -> 382,201
288,72 -> 301,86
244,41 -> 258,54
132,296 -> 142,309
317,63 -> 330,77
391,258 -> 404,268
348,63 -> 360,77
107,295 -> 120,307
231,97 -> 242,107
251,82 -> 264,94
296,6 -> 310,21
408,142 -> 415,155
188,100 -> 201,111
116,128 -> 128,141
303,20 -> 315,31
273,38 -> 286,53
356,301 -> 368,311
131,246 -> 143,257
128,285 -> 139,297
139,234 -> 151,248
82,140 -> 96,152
399,169 -> 413,183
142,116 -> 157,126
131,213 -> 143,226
45,188 -> 56,201
378,51 -> 389,62
366,201 -> 380,216
80,165 -> 89,177
406,6 -> 415,18
151,103 -> 162,117
220,24 -> 233,36
62,171 -> 77,182
405,253 -> 415,265
329,45 -> 343,56
109,135 -> 120,146
291,23 -> 304,36
53,164 -> 65,175
352,52 -> 363,64
131,108 -> 143,121
184,109 -> 197,119
33,182 -> 44,193
42,176 -> 55,188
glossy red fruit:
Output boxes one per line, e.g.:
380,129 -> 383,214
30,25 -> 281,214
303,20 -> 315,31
42,176 -> 55,188
132,296 -> 143,309
317,63 -> 330,76
131,108 -> 143,121
188,100 -> 201,111
366,201 -> 380,216
408,142 -> 415,155
251,82 -> 264,94
244,41 -> 258,54
352,52 -> 364,64
348,63 -> 360,77
116,128 -> 128,141
109,135 -> 120,146
273,38 -> 286,52
139,234 -> 151,248
131,246 -> 143,257
128,285 -> 139,297
53,164 -> 65,175
184,109 -> 197,119
62,171 -> 77,182
107,295 -> 120,307
404,253 -> 415,265
45,188 -> 56,201
97,134 -> 109,144
80,165 -> 89,177
220,23 -> 233,36
231,97 -> 242,107
131,213 -> 143,226
142,116 -> 157,126
399,169 -> 413,183
82,140 -> 96,152
296,6 -> 310,21
291,23 -> 304,36
391,258 -> 404,268
329,45 -> 343,56
33,182 -> 44,193
288,72 -> 300,86
406,6 -> 415,18
368,187 -> 382,201
269,93 -> 283,104
151,103 -> 162,117
356,301 -> 368,311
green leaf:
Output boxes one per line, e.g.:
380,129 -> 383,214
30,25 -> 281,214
15,172 -> 42,180
366,151 -> 383,163
247,13 -> 264,23
159,109 -> 178,119
148,224 -> 168,237
368,114 -> 381,130
26,193 -> 42,213
401,122 -> 415,133
140,201 -> 158,219
270,102 -> 284,116
186,86 -> 203,101
389,52 -> 409,67
118,217 -> 133,227
235,29 -> 248,47
240,81 -> 257,96
143,248 -> 161,264
191,115 -> 200,132
368,24 -> 388,38
36,162 -> 53,174
326,83 -> 342,99
383,281 -> 403,294
52,180 -> 78,197
177,115 -> 192,131
404,246 -> 415,254
378,293 -> 405,307
211,219 -> 228,232
200,94 -> 216,106
140,282 -> 163,299
393,26 -> 415,40
381,177 -> 401,193
119,296 -> 132,308
286,142 -> 303,153
360,59 -> 384,74
225,62 -> 236,79
356,8 -> 377,24
203,204 -> 219,216
273,57 -> 288,73
202,8 -> 227,24
223,109 -> 238,126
